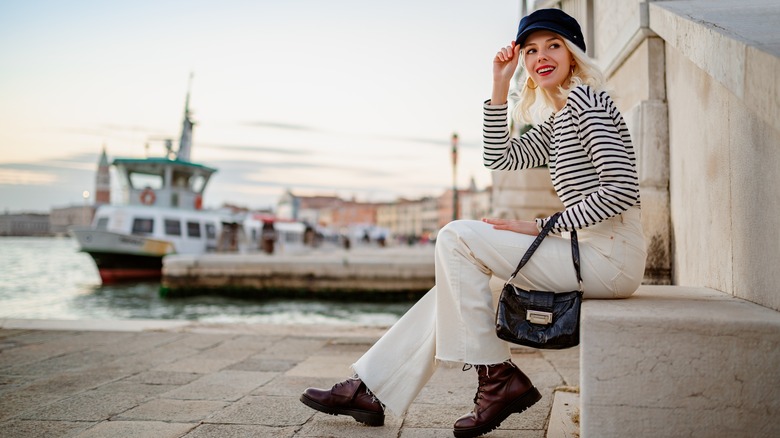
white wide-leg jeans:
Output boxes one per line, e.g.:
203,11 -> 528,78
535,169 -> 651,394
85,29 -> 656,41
352,207 -> 646,416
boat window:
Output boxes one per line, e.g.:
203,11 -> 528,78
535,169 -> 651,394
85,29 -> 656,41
164,219 -> 181,236
96,217 -> 109,230
192,175 -> 206,192
187,221 -> 201,238
129,173 -> 163,190
131,218 -> 154,235
205,222 -> 216,239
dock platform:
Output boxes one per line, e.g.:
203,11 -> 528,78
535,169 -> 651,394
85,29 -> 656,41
162,246 -> 435,299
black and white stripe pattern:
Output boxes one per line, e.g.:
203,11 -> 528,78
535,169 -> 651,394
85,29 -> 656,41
483,85 -> 640,232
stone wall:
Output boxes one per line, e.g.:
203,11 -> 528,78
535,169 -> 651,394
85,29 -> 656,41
651,0 -> 780,310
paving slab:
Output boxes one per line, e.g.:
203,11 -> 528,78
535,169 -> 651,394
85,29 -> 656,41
161,369 -> 277,401
206,395 -> 314,427
0,322 -> 578,437
72,420 -> 197,438
19,390 -> 147,421
0,419 -> 95,438
115,398 -> 229,422
182,423 -> 299,438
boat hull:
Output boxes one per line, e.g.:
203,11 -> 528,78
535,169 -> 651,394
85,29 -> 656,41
70,227 -> 175,284
87,251 -> 163,283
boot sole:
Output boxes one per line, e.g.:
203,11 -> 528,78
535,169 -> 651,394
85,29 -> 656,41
299,393 -> 385,426
452,386 -> 542,438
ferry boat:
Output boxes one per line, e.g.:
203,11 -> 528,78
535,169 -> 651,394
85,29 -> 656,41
71,81 -> 230,283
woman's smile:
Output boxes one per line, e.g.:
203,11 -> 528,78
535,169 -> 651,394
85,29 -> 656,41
522,30 -> 574,94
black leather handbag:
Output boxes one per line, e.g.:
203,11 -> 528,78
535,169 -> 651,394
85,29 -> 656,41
495,213 -> 584,349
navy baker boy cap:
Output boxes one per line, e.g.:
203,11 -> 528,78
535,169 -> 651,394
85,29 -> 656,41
515,8 -> 586,53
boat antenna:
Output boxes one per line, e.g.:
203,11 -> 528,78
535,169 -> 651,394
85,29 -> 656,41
177,72 -> 194,162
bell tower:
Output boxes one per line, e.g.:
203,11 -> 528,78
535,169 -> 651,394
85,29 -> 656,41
95,145 -> 111,205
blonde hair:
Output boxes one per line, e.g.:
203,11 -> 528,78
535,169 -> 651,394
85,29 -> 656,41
512,37 -> 605,124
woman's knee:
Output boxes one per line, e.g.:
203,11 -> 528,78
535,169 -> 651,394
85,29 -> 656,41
436,220 -> 474,245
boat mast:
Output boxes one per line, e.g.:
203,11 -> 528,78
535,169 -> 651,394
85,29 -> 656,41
177,73 -> 194,162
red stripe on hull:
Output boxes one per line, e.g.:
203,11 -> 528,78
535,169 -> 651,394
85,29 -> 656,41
99,268 -> 162,284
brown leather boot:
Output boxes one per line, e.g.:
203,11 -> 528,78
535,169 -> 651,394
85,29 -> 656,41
300,378 -> 384,426
453,360 -> 541,438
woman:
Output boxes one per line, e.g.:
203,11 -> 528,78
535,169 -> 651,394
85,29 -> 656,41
300,8 -> 646,438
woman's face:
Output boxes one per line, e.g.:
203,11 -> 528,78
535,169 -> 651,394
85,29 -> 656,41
522,30 -> 574,92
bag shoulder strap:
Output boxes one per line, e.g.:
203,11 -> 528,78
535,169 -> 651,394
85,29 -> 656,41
505,212 -> 583,292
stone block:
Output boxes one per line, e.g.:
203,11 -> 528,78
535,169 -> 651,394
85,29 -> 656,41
637,188 -> 671,284
19,390 -> 147,421
296,412 -> 402,437
745,44 -> 780,134
650,2 -> 746,97
171,333 -> 235,350
161,370 -> 276,402
400,429 -> 542,438
11,369 -> 130,398
125,370 -> 203,386
581,285 -> 780,437
261,337 -> 328,361
728,91 -> 780,311
0,420 -> 95,438
115,398 -> 229,422
152,357 -> 239,374
0,392 -> 62,421
665,45 -> 733,293
539,348 -> 580,387
72,420 -> 196,438
182,424 -> 298,438
546,390 -> 579,438
205,395 -> 312,426
624,100 -> 669,189
286,352 -> 362,379
250,375 -> 333,398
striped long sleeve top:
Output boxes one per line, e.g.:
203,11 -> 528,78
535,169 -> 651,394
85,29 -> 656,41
483,85 -> 640,233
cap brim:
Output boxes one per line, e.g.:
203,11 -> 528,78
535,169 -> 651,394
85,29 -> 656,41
515,23 -> 569,46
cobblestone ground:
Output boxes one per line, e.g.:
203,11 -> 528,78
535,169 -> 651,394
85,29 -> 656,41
0,322 -> 578,437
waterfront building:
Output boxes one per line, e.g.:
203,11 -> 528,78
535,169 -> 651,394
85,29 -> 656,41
50,205 -> 95,234
0,213 -> 50,236
276,190 -> 341,225
459,182 -> 493,221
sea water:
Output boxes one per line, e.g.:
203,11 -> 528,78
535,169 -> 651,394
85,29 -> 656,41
0,237 -> 411,326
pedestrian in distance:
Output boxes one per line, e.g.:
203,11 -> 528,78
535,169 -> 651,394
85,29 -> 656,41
300,8 -> 647,438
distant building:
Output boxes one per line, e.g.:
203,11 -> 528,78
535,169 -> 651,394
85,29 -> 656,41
460,182 -> 492,221
376,196 -> 438,241
50,205 -> 95,234
0,213 -> 51,236
277,190 -> 342,225
95,145 -> 111,205
48,145 -> 108,233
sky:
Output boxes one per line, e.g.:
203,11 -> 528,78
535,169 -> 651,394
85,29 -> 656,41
0,0 -> 523,212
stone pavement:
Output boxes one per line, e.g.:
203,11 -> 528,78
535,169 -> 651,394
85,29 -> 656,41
0,319 -> 579,437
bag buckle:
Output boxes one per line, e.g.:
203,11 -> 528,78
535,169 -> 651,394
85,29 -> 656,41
526,310 -> 553,325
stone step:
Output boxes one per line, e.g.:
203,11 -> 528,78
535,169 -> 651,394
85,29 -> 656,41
580,285 -> 780,437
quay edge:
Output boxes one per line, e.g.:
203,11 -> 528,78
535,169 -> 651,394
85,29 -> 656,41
160,247 -> 435,300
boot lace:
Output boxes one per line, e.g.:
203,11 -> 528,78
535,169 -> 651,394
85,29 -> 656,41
471,365 -> 489,405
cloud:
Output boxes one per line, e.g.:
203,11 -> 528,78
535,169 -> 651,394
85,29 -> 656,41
0,169 -> 58,185
198,142 -> 309,155
240,120 -> 322,132
238,120 -> 478,150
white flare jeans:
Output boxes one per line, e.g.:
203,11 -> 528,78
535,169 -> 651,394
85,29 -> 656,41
352,207 -> 646,416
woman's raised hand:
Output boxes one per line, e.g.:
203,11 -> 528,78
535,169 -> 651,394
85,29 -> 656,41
481,217 -> 539,236
491,41 -> 521,105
